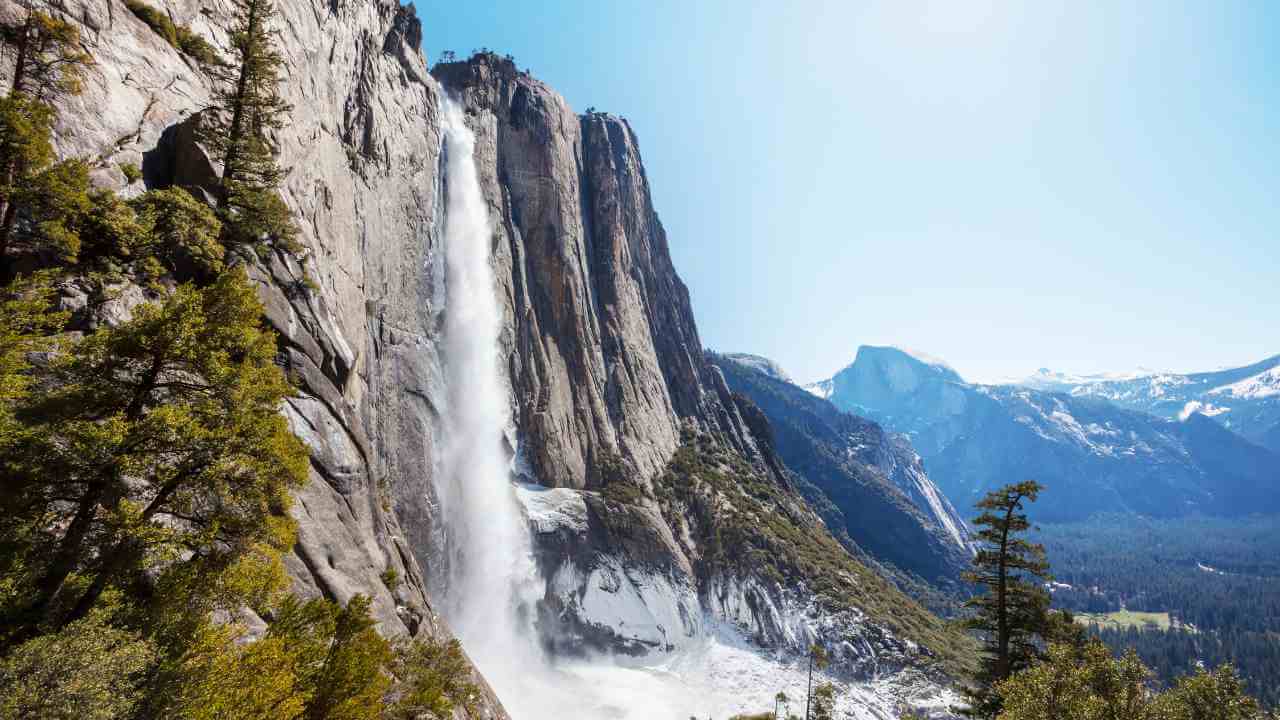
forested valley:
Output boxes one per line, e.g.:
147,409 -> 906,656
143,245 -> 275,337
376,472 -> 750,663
1036,515 -> 1280,707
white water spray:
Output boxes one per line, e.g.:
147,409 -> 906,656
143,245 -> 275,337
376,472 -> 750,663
436,95 -> 548,693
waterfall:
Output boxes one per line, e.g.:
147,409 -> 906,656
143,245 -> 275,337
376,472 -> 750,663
436,94 -> 549,699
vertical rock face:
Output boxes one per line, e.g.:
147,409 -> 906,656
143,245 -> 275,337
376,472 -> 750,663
426,62 -> 973,700
431,56 -> 755,492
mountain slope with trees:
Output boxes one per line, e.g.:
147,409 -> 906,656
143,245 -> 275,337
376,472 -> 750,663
711,351 -> 972,585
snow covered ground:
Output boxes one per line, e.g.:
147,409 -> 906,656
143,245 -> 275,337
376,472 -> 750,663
544,621 -> 959,720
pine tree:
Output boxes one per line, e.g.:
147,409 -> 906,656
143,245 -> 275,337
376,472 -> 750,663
0,596 -> 156,720
0,2 -> 92,276
197,0 -> 298,252
385,636 -> 478,720
962,480 -> 1052,719
0,269 -> 309,643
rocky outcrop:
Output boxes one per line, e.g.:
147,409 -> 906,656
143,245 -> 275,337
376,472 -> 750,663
431,56 -> 756,496
429,56 -> 971,688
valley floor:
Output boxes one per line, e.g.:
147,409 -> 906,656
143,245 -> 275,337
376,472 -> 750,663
1036,514 -> 1280,707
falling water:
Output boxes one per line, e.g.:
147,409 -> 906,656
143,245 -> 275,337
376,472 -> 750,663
436,94 -> 547,693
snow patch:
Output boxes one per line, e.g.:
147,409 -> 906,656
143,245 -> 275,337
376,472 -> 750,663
1178,401 -> 1231,421
516,482 -> 589,534
1209,366 -> 1280,400
543,623 -> 959,720
805,379 -> 835,399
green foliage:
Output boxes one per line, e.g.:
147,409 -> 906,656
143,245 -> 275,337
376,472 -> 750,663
163,594 -> 394,720
1153,664 -> 1261,720
304,594 -> 393,720
0,103 -> 153,274
164,614 -> 312,720
0,7 -> 93,276
994,641 -> 1263,720
0,272 -> 65,416
1,8 -> 93,99
0,269 -> 308,637
385,636 -> 477,720
123,0 -> 177,45
810,681 -> 837,720
0,598 -> 156,720
962,481 -> 1052,718
131,187 -> 225,279
0,92 -> 56,206
1035,515 -> 1280,706
380,567 -> 400,591
14,155 -> 93,261
119,162 -> 143,184
174,26 -> 222,67
123,0 -> 222,67
198,0 -> 298,253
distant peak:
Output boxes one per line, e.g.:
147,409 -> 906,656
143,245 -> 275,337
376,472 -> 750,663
852,345 -> 964,383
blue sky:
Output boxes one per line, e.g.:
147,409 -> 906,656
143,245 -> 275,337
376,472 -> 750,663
417,1 -> 1279,383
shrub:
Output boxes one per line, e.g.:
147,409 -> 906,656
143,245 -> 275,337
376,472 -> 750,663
124,0 -> 221,67
118,162 -> 142,184
380,567 -> 400,591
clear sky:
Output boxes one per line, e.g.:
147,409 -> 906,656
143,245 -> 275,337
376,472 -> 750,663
416,1 -> 1279,384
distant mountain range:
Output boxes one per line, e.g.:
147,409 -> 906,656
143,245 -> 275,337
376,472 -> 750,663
1011,355 -> 1280,454
713,352 -> 972,584
804,346 -> 1280,522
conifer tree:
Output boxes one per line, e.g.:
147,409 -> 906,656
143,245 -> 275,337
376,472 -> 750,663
198,0 -> 298,252
0,2 -> 93,277
962,480 -> 1051,719
0,269 -> 308,642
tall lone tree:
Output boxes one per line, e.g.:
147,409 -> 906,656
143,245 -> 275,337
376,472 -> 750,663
962,480 -> 1051,719
198,0 -> 297,252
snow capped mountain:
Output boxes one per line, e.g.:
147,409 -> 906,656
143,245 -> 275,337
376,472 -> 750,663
1011,354 -> 1280,453
1210,364 -> 1280,400
811,346 -> 1280,522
